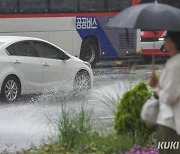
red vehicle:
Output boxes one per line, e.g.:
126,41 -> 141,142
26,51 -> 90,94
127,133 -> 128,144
137,0 -> 180,61
140,31 -> 170,57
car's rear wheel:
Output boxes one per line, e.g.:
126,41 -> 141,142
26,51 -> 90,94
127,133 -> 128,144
1,76 -> 21,101
73,70 -> 91,94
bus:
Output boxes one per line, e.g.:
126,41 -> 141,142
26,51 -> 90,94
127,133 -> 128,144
139,0 -> 180,62
0,0 -> 141,67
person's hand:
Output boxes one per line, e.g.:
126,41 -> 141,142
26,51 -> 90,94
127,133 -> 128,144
149,71 -> 159,88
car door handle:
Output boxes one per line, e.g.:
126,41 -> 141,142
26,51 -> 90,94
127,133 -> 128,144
13,60 -> 21,64
43,63 -> 49,67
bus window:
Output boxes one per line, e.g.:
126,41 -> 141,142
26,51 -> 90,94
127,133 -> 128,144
107,0 -> 132,11
79,0 -> 106,12
19,0 -> 48,13
140,0 -> 180,8
157,0 -> 175,6
50,0 -> 78,12
140,0 -> 154,3
165,0 -> 180,8
140,0 -> 170,4
0,0 -> 18,13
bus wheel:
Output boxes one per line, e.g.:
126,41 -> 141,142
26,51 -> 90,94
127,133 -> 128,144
80,39 -> 99,67
142,55 -> 151,64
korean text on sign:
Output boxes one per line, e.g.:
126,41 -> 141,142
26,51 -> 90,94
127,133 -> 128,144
76,17 -> 97,30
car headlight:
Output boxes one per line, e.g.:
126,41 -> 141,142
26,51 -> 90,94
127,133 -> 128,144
84,61 -> 91,68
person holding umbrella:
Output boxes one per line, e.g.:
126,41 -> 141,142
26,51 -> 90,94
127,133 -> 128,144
108,1 -> 180,153
149,31 -> 180,154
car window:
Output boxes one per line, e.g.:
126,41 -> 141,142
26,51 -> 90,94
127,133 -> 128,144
6,45 -> 15,55
32,41 -> 64,59
6,41 -> 38,57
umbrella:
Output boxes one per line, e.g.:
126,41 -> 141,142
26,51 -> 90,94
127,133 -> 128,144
107,2 -> 180,31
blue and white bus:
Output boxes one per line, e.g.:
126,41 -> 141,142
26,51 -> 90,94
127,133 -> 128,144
0,0 -> 141,66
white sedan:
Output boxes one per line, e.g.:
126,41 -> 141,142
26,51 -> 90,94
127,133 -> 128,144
0,36 -> 93,101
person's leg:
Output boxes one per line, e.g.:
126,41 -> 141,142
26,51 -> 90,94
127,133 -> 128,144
157,125 -> 180,154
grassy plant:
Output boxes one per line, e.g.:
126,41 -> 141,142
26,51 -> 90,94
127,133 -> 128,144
93,68 -> 141,116
24,133 -> 135,154
56,102 -> 93,149
21,99 -> 137,153
93,81 -> 134,116
87,133 -> 134,154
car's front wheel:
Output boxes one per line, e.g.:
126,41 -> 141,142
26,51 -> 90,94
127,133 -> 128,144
1,76 -> 21,101
73,70 -> 91,94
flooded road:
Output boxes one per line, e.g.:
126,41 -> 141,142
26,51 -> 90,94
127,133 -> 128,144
0,64 -> 163,152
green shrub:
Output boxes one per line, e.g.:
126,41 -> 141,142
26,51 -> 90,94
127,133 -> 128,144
114,82 -> 155,144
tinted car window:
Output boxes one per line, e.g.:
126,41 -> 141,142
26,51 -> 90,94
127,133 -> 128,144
32,41 -> 64,59
6,41 -> 38,57
6,45 -> 15,55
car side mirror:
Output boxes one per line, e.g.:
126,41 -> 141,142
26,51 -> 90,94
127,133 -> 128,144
61,53 -> 70,60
